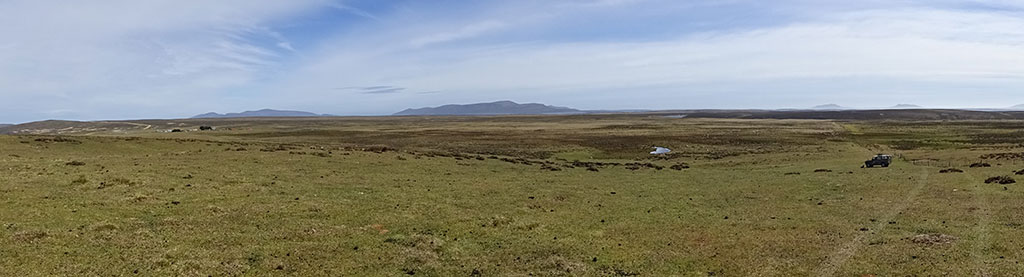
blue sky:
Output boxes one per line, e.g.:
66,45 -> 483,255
2,0 -> 1024,123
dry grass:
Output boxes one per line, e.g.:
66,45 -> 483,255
1,116 -> 1024,275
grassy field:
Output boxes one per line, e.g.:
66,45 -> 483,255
3,116 -> 1024,276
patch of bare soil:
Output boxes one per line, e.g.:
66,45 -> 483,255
910,233 -> 957,245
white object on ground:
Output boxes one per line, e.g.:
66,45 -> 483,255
650,147 -> 671,155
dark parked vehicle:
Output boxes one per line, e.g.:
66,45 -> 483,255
864,154 -> 892,168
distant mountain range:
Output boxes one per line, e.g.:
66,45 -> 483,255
0,124 -> 11,128
192,109 -> 332,119
394,101 -> 581,116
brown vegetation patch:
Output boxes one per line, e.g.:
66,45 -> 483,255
970,162 -> 992,168
99,178 -> 136,189
980,152 -> 1024,160
539,164 -> 562,171
985,176 -> 1016,184
70,176 -> 89,186
669,163 -> 690,170
34,137 -> 81,144
288,151 -> 331,157
260,145 -> 298,152
592,124 -> 665,130
890,140 -> 933,150
90,222 -> 119,232
938,168 -> 963,173
367,224 -> 388,234
910,233 -> 957,245
385,233 -> 447,271
486,216 -> 514,227
622,162 -> 663,170
11,230 -> 48,242
969,131 -> 1024,144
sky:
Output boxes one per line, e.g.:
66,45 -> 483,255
2,0 -> 1024,123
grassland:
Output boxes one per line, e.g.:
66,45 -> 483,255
2,115 -> 1024,276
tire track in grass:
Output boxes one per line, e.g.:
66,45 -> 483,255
963,171 -> 992,277
814,167 -> 930,276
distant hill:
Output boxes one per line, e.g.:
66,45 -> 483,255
811,104 -> 849,110
890,104 -> 923,109
1010,104 -> 1024,110
193,109 -> 330,119
395,101 -> 581,116
0,124 -> 11,128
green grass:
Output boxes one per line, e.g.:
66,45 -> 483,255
2,117 -> 1024,275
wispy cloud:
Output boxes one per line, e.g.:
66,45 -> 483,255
410,21 -> 507,47
3,0 -> 1024,122
329,3 -> 379,20
335,86 -> 407,94
0,0 -> 330,122
362,88 -> 406,94
269,2 -> 1024,113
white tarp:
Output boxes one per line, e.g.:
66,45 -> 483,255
650,147 -> 671,155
